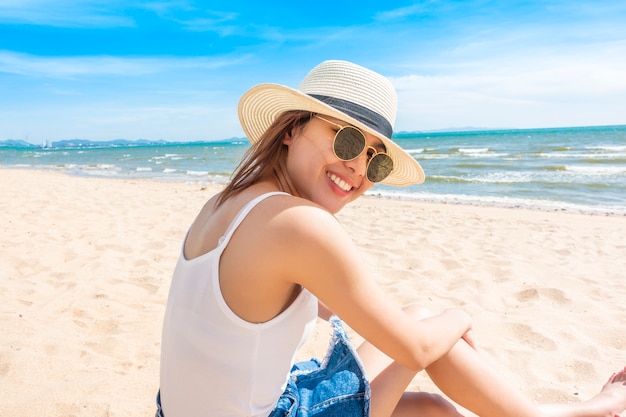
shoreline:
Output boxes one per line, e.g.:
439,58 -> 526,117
3,166 -> 625,217
367,191 -> 626,217
2,169 -> 625,416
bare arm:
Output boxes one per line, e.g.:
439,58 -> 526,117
273,204 -> 472,371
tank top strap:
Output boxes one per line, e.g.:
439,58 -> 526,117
217,191 -> 290,249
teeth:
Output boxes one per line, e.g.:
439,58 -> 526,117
328,173 -> 352,192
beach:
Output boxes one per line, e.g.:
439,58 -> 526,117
1,168 -> 625,416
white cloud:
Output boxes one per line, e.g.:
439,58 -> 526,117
0,50 -> 247,78
0,0 -> 243,33
0,0 -> 135,27
392,40 -> 626,130
374,3 -> 429,21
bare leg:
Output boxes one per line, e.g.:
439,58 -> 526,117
425,325 -> 626,417
359,304 -> 468,417
424,328 -> 544,417
358,336 -> 464,417
358,304 -> 626,417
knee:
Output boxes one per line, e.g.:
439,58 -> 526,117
402,303 -> 437,321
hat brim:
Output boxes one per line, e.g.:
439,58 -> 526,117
238,83 -> 425,186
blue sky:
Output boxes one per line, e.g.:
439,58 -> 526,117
1,0 -> 625,144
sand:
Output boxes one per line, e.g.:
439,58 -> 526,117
1,169 -> 625,416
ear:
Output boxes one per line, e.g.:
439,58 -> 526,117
282,129 -> 295,146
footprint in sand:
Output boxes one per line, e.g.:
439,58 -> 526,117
509,322 -> 558,351
515,287 -> 569,304
441,258 -> 463,271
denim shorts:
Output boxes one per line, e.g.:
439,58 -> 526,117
268,317 -> 370,417
156,317 -> 370,417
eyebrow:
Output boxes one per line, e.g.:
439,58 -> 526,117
371,142 -> 386,153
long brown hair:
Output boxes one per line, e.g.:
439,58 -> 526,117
217,110 -> 313,206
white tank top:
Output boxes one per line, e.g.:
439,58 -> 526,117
159,192 -> 318,417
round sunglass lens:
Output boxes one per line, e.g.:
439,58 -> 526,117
367,153 -> 393,182
334,127 -> 366,160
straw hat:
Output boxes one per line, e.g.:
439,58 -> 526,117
238,60 -> 425,186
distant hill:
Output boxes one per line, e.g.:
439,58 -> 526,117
0,138 -> 167,148
0,139 -> 34,148
50,139 -> 169,148
0,138 -> 247,149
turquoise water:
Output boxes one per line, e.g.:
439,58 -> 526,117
2,125 -> 625,214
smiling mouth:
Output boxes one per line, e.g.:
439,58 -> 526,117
328,173 -> 353,192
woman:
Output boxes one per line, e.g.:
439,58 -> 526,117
157,60 -> 626,417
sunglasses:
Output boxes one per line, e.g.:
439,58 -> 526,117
314,115 -> 394,183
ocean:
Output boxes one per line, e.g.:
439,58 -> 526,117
2,124 -> 625,215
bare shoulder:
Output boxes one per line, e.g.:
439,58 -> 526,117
248,194 -> 352,254
243,194 -> 368,291
219,192 -> 357,322
228,193 -> 359,285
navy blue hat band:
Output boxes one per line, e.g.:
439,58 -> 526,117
309,94 -> 393,138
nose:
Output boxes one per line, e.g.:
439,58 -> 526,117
343,152 -> 368,178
